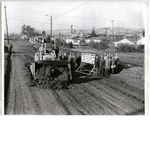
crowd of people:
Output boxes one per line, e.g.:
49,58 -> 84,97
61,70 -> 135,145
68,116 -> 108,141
95,53 -> 120,78
58,51 -> 120,78
59,51 -> 81,67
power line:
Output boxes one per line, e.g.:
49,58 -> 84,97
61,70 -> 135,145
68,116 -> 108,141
6,17 -> 92,29
38,15 -> 142,29
57,14 -> 142,26
7,4 -> 142,27
53,1 -> 91,19
7,16 -> 143,33
38,1 -> 91,27
9,14 -> 142,28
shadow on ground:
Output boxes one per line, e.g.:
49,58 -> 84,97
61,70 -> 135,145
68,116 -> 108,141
72,72 -> 102,84
71,61 -> 141,84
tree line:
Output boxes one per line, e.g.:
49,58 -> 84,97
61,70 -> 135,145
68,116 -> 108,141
21,24 -> 46,38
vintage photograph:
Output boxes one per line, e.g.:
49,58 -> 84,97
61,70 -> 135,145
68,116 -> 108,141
3,1 -> 147,115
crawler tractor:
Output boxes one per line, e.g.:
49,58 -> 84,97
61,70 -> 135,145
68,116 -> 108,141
30,45 -> 72,88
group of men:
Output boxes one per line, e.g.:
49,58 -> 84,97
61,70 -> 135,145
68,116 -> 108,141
95,53 -> 120,78
59,51 -> 81,65
57,50 -> 120,79
58,51 -> 81,72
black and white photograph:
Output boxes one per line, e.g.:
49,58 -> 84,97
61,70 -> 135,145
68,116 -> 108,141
3,1 -> 148,115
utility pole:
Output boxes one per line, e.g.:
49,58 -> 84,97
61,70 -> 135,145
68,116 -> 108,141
46,15 -> 52,49
110,20 -> 114,38
4,6 -> 9,44
103,28 -> 110,39
51,16 -> 52,48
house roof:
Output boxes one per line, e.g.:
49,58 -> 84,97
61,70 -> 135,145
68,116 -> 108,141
136,37 -> 145,45
125,36 -> 140,43
117,38 -> 134,45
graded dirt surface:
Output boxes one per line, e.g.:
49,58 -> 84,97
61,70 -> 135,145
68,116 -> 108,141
5,40 -> 144,115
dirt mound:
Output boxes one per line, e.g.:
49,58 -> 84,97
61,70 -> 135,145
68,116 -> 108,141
25,63 -> 71,90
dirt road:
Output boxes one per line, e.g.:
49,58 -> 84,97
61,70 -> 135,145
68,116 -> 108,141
5,40 -> 144,115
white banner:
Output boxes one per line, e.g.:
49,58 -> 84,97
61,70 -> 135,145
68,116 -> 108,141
81,53 -> 95,65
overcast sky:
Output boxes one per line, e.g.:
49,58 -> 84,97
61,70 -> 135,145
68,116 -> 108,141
3,1 -> 148,34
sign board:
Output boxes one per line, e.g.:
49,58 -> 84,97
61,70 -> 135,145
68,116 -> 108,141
76,52 -> 96,75
81,52 -> 95,65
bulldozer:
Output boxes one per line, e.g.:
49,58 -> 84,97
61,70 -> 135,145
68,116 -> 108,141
30,44 -> 73,89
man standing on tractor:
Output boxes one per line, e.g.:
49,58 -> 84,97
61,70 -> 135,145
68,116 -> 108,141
52,43 -> 59,59
43,38 -> 47,52
34,44 -> 45,61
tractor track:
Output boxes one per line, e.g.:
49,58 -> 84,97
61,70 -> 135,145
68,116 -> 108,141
5,40 -> 145,115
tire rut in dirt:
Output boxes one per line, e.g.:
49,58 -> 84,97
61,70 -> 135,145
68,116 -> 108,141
61,90 -> 89,115
65,82 -> 114,115
96,78 -> 144,114
54,90 -> 85,115
72,76 -> 123,115
73,74 -> 144,115
51,90 -> 72,115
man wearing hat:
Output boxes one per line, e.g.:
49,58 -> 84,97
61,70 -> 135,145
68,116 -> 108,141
99,55 -> 105,77
95,54 -> 99,76
52,43 -> 59,59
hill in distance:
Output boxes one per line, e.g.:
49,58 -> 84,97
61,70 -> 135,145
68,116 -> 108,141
43,27 -> 144,36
